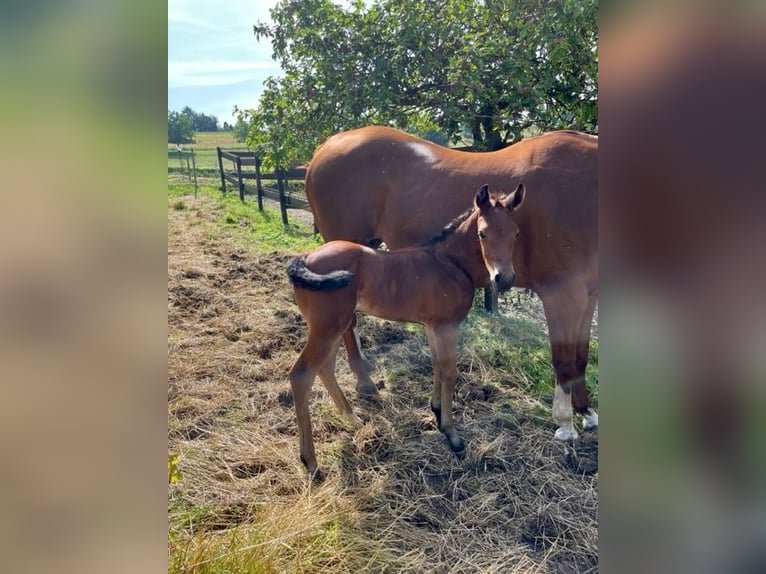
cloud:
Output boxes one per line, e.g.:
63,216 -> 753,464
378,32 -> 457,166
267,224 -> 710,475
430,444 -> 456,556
168,61 -> 279,88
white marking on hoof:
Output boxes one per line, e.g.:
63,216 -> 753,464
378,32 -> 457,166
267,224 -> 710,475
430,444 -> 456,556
554,425 -> 579,441
582,409 -> 599,430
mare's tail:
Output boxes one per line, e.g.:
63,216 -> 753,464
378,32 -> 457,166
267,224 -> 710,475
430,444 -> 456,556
286,257 -> 353,291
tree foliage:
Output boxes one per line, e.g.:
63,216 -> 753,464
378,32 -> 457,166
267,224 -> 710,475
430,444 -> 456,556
244,0 -> 597,168
168,110 -> 194,144
181,106 -> 219,132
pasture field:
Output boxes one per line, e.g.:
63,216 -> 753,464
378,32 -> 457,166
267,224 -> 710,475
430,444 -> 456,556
168,131 -> 247,180
168,182 -> 598,573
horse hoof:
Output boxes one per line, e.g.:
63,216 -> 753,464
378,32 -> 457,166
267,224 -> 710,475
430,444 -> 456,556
309,468 -> 325,483
356,383 -> 380,397
344,411 -> 363,428
445,432 -> 465,453
582,410 -> 599,430
554,425 -> 579,441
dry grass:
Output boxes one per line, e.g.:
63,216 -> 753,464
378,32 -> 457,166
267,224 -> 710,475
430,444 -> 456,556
168,192 -> 598,573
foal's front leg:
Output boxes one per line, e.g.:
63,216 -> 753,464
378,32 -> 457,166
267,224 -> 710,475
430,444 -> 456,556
425,324 -> 464,452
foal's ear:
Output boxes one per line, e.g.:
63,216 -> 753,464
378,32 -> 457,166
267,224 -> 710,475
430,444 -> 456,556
475,184 -> 491,210
506,183 -> 525,211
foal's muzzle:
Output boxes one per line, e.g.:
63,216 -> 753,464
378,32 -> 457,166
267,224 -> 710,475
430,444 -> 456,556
493,272 -> 515,293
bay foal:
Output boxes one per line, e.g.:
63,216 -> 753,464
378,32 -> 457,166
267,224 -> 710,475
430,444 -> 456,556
286,184 -> 525,478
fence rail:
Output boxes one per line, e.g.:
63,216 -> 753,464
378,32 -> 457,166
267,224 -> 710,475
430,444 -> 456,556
169,148 -> 198,194
216,147 -> 309,226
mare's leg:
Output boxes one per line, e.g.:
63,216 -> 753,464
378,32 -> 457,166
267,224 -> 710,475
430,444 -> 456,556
317,338 -> 363,427
289,328 -> 343,478
540,286 -> 589,441
576,292 -> 599,430
343,315 -> 379,396
425,324 -> 464,452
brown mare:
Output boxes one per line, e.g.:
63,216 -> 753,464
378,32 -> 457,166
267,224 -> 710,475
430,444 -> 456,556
305,126 -> 598,441
287,184 -> 524,478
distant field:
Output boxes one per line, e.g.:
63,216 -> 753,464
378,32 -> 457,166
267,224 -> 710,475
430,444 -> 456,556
168,131 -> 248,175
167,130 -> 241,150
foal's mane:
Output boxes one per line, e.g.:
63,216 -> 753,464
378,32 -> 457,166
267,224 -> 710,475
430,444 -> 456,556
422,205 -> 476,246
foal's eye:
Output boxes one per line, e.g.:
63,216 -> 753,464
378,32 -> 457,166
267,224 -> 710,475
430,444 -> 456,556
478,230 -> 486,240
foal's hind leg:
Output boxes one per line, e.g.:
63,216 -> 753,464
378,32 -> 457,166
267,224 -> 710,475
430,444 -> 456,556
541,286 -> 590,441
344,314 -> 375,372
343,317 -> 379,396
318,338 -> 363,427
289,330 -> 341,477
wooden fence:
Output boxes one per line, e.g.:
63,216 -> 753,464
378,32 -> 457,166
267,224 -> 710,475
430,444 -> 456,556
216,147 -> 309,226
168,148 -> 198,195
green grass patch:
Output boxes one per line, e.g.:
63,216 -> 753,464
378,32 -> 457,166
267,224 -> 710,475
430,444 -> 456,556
460,308 -> 599,408
168,495 -> 403,574
169,182 -> 320,254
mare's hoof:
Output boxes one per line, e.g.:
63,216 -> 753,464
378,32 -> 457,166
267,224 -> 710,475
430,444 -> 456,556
582,410 -> 599,430
554,425 -> 579,441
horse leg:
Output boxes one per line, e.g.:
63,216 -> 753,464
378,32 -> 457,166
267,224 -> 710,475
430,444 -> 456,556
344,314 -> 375,372
344,316 -> 379,396
289,330 -> 338,478
318,338 -> 363,427
541,286 -> 588,441
576,292 -> 599,430
425,324 -> 464,452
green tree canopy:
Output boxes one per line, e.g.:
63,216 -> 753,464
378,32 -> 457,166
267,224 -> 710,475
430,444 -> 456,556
181,106 -> 219,132
168,110 -> 194,144
244,0 -> 597,168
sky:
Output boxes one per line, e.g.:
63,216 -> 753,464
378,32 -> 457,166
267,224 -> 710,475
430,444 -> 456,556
168,0 -> 282,126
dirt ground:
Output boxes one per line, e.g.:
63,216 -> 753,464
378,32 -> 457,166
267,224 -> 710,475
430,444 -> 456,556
168,195 -> 598,573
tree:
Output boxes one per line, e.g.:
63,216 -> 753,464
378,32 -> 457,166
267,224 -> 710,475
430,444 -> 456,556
181,106 -> 219,131
246,0 -> 597,167
168,110 -> 194,144
232,114 -> 251,143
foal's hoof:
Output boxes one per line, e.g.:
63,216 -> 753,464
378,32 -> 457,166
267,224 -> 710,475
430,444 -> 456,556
356,382 -> 380,397
307,467 -> 325,483
444,431 -> 465,453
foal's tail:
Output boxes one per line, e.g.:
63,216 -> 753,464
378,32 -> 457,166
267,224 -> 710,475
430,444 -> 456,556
286,257 -> 353,291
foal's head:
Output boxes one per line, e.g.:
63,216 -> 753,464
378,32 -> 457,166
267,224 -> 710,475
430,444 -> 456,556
475,183 -> 526,292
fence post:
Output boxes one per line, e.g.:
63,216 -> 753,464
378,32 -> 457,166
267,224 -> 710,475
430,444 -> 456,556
191,149 -> 198,196
216,146 -> 227,193
277,168 -> 289,225
254,156 -> 264,211
236,156 -> 245,202
484,286 -> 498,312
